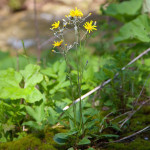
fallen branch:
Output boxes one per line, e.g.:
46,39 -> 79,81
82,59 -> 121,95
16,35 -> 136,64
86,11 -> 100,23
109,125 -> 150,143
63,47 -> 150,111
96,125 -> 150,147
120,99 -> 150,128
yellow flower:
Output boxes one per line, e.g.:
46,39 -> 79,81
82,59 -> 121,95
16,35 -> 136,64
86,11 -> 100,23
66,7 -> 83,18
51,21 -> 60,29
83,21 -> 97,33
53,40 -> 63,47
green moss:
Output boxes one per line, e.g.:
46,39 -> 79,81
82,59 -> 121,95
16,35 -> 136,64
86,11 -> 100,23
126,108 -> 150,133
0,135 -> 42,150
0,127 -> 67,150
107,138 -> 150,150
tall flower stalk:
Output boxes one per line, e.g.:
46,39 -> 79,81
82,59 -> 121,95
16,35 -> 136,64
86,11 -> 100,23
50,7 -> 97,144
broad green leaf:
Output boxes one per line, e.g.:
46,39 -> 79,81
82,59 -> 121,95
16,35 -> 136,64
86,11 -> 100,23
26,87 -> 43,103
0,81 -> 42,103
47,107 -> 59,125
0,69 -> 27,100
20,64 -> 43,88
115,14 -> 150,43
25,102 -> 45,123
41,68 -> 57,78
58,61 -> 66,76
54,130 -> 78,145
78,137 -> 91,145
23,121 -> 43,130
0,68 -> 22,88
83,66 -> 94,81
53,61 -> 60,73
53,133 -> 68,145
103,0 -> 143,22
0,64 -> 44,103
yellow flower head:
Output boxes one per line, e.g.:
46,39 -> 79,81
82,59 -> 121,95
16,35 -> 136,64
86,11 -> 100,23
83,21 -> 97,33
53,40 -> 63,47
66,7 -> 83,18
51,21 -> 60,30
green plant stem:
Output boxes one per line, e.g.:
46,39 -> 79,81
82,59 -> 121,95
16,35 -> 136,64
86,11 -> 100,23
75,23 -> 84,134
63,52 -> 77,126
61,32 -> 77,128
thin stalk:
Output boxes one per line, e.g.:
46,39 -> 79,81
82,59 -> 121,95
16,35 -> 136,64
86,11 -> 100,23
63,51 -> 77,127
61,33 -> 77,128
74,22 -> 84,133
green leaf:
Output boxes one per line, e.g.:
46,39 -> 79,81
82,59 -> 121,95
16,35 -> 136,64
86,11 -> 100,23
78,137 -> 91,145
54,130 -> 78,145
53,133 -> 68,145
41,68 -> 57,78
20,64 -> 43,88
115,14 -> 150,43
86,148 -> 95,150
103,0 -> 143,22
47,107 -> 59,125
0,65 -> 43,103
0,68 -> 22,88
83,66 -> 94,81
25,102 -> 45,123
23,121 -> 43,130
26,87 -> 43,103
99,134 -> 119,138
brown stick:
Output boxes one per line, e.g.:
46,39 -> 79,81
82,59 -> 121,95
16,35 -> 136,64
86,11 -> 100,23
108,125 -> 150,143
120,99 -> 150,128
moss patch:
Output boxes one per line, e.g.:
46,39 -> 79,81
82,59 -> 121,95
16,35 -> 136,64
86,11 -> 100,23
0,127 -> 67,150
107,137 -> 150,150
